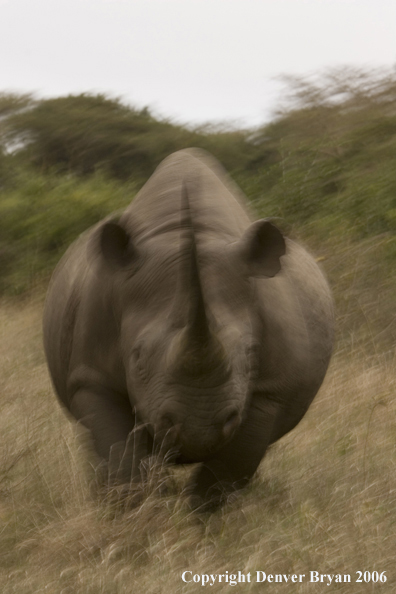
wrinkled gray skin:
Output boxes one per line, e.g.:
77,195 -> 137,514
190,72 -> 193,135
43,149 -> 334,509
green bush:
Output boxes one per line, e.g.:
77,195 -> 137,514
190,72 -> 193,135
0,167 -> 135,294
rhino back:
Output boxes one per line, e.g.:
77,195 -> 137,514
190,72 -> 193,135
120,149 -> 253,243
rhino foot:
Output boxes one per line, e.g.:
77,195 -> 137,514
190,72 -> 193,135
186,462 -> 249,513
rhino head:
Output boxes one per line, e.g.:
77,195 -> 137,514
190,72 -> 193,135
96,186 -> 285,462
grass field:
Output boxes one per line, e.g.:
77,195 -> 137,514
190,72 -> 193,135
0,296 -> 395,593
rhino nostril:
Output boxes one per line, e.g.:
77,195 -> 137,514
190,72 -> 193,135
222,410 -> 240,441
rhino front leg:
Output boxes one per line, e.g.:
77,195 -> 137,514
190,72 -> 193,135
188,397 -> 281,511
70,389 -> 152,485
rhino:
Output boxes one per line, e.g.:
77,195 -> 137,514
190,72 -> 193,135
43,148 -> 334,509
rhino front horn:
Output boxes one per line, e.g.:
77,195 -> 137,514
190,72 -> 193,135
171,182 -> 211,343
167,184 -> 230,379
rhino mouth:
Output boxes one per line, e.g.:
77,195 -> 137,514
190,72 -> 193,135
152,408 -> 241,463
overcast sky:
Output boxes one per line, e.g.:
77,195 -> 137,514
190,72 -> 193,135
1,0 -> 396,127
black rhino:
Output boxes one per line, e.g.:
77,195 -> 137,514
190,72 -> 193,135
43,149 -> 334,508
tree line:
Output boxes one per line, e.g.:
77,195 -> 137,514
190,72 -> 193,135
1,67 -> 396,349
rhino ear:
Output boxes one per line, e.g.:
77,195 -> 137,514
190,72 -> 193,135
237,219 -> 286,278
99,222 -> 137,268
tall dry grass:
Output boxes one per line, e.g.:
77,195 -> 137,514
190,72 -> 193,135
0,298 -> 395,593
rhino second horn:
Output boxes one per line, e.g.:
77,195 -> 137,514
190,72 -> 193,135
168,327 -> 231,381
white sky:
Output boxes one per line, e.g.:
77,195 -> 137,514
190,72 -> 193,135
1,0 -> 396,127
